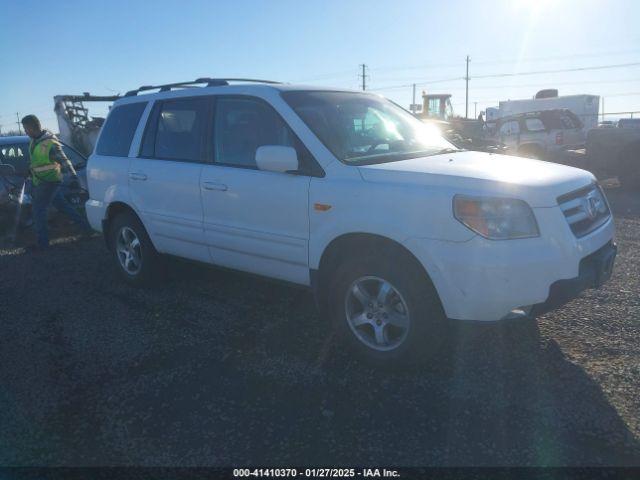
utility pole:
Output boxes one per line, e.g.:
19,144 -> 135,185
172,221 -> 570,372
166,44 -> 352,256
474,102 -> 478,118
465,55 -> 470,119
16,112 -> 22,134
412,83 -> 416,113
359,64 -> 368,91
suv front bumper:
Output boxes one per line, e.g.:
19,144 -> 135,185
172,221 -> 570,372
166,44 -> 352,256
530,241 -> 616,316
404,208 -> 615,322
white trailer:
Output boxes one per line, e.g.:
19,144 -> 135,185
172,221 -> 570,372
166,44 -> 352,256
498,94 -> 600,131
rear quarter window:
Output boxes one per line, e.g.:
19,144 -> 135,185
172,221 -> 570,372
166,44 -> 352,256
96,102 -> 147,157
541,111 -> 583,130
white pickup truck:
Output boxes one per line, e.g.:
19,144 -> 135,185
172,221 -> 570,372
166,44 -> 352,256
85,79 -> 616,364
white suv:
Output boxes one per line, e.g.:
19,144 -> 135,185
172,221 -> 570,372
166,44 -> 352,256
86,78 -> 616,363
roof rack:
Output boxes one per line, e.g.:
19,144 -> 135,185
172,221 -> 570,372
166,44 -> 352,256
124,78 -> 282,96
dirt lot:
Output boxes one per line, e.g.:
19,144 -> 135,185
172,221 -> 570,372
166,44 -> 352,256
0,187 -> 639,467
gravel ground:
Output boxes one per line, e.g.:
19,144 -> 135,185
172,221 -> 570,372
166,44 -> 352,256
0,187 -> 638,467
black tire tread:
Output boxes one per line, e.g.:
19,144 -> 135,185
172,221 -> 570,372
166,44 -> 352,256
327,250 -> 448,366
109,211 -> 162,287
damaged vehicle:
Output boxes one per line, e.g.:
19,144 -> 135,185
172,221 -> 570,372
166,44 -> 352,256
0,135 -> 89,231
54,93 -> 120,156
86,79 -> 616,364
493,109 -> 586,160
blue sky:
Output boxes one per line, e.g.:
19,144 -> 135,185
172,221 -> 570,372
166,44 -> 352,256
1,0 -> 639,132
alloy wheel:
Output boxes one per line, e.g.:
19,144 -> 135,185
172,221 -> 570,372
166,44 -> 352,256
116,226 -> 142,275
344,276 -> 411,351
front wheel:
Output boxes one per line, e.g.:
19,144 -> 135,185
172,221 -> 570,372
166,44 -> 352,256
328,253 -> 448,365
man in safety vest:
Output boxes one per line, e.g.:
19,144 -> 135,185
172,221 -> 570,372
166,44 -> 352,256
21,114 -> 92,251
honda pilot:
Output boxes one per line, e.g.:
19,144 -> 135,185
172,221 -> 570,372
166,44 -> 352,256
85,79 -> 616,363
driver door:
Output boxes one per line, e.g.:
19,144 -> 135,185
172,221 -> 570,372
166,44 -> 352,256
200,96 -> 312,285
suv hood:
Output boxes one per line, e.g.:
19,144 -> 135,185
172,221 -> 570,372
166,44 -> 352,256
357,151 -> 595,207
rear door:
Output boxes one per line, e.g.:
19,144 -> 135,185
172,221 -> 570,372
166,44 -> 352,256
129,96 -> 210,262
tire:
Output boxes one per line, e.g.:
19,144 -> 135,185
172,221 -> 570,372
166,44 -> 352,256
109,211 -> 162,287
327,251 -> 448,366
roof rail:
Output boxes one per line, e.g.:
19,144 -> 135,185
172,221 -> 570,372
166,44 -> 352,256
124,78 -> 282,96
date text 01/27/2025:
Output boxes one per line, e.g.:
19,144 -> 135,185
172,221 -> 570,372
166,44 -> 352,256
232,468 -> 401,478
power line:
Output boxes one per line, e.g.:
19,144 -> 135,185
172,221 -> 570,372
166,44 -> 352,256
442,77 -> 640,92
369,76 -> 462,92
472,62 -> 640,80
291,50 -> 640,87
368,62 -> 640,93
472,48 -> 640,66
371,60 -> 461,73
353,48 -> 640,78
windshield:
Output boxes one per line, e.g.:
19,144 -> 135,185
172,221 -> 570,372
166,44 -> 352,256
282,91 -> 456,165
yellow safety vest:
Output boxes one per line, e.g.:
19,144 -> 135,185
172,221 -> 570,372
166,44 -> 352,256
29,137 -> 62,186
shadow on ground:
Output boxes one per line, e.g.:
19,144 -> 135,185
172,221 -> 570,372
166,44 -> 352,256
0,241 -> 638,467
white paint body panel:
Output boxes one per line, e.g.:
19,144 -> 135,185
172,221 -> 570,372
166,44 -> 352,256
128,158 -> 209,262
200,164 -> 311,284
86,84 -> 615,322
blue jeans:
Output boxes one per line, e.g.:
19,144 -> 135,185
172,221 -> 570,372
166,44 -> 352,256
32,181 -> 91,248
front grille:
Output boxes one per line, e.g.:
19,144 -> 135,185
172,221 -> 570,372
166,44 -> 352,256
557,183 -> 610,238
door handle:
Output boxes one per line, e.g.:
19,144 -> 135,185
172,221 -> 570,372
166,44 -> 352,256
202,181 -> 228,191
129,172 -> 148,181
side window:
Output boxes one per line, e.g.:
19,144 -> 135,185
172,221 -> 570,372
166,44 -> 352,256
560,112 -> 582,129
499,120 -> 520,136
96,102 -> 147,157
427,98 -> 440,117
214,97 -> 296,168
153,98 -> 207,161
525,118 -> 546,132
0,144 -> 30,175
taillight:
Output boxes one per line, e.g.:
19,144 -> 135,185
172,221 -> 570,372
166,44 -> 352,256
555,132 -> 564,145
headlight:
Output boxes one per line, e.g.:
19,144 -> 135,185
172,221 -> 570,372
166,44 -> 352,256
453,195 -> 539,240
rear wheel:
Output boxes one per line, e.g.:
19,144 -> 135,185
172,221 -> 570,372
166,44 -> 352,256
327,252 -> 448,365
109,211 -> 162,286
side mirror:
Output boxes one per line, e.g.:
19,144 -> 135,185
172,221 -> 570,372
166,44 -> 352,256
0,163 -> 16,177
255,145 -> 299,174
